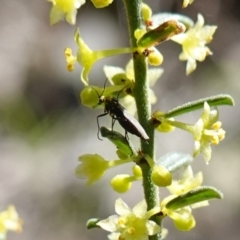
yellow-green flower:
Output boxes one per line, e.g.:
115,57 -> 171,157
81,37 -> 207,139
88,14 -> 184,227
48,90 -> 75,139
66,29 -> 134,85
161,102 -> 225,162
48,0 -> 85,25
161,198 -> 196,231
192,102 -> 225,162
0,205 -> 22,239
91,0 -> 113,8
161,166 -> 207,231
167,166 -> 203,195
97,198 -> 161,240
104,59 -> 163,115
75,154 -> 132,185
182,0 -> 194,8
171,14 -> 217,75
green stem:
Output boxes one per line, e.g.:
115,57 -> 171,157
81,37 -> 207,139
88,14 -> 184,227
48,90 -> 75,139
122,1 -> 161,240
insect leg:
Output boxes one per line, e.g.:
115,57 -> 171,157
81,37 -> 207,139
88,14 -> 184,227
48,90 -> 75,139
110,117 -> 118,138
97,112 -> 109,140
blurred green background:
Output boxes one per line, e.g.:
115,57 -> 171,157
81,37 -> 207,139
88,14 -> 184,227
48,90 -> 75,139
0,0 -> 239,239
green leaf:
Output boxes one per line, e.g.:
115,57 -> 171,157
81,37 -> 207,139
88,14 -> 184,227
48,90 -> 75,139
100,127 -> 137,156
164,94 -> 234,118
86,218 -> 101,229
166,186 -> 223,210
137,20 -> 185,48
157,152 -> 193,173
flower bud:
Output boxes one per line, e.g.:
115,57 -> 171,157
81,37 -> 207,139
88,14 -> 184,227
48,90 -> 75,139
132,165 -> 142,178
80,86 -> 101,108
91,0 -> 113,8
134,29 -> 146,40
157,121 -> 175,133
173,212 -> 195,231
151,165 -> 172,187
111,175 -> 132,193
148,49 -> 163,66
141,3 -> 152,22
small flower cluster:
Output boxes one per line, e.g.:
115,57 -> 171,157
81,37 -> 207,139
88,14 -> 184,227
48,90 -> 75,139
153,101 -> 226,163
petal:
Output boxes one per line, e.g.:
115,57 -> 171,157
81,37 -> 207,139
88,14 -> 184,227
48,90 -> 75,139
132,200 -> 147,218
179,51 -> 188,61
191,46 -> 208,61
201,102 -> 211,125
125,60 -> 134,80
103,66 -> 125,80
193,140 -> 201,157
171,33 -> 186,44
149,89 -> 157,105
208,108 -> 219,126
148,68 -> 164,86
193,119 -> 204,140
146,220 -> 161,235
66,9 -> 77,25
115,199 -> 131,216
186,58 -> 197,75
97,215 -> 119,232
200,142 -> 212,162
108,232 -> 121,240
50,5 -> 65,25
195,14 -> 204,30
200,27 -> 217,43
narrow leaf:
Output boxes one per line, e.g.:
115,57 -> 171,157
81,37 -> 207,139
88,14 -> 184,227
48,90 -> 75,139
100,127 -> 136,156
137,20 -> 185,48
166,186 -> 223,210
164,94 -> 234,118
157,152 -> 193,173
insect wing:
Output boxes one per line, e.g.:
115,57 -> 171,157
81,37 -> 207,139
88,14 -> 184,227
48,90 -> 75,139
122,110 -> 149,140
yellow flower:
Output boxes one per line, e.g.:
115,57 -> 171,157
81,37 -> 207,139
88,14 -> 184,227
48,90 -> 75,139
161,198 -> 196,231
48,0 -> 85,25
162,102 -> 225,162
97,198 -> 161,240
91,0 -> 113,8
192,102 -> 225,163
75,154 -> 132,185
0,205 -> 23,239
171,14 -> 217,75
182,0 -> 194,8
104,59 -> 163,115
161,166 -> 207,231
167,166 -> 203,195
66,29 -> 134,85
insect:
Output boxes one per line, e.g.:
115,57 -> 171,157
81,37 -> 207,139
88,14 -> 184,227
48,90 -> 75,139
96,85 -> 150,141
